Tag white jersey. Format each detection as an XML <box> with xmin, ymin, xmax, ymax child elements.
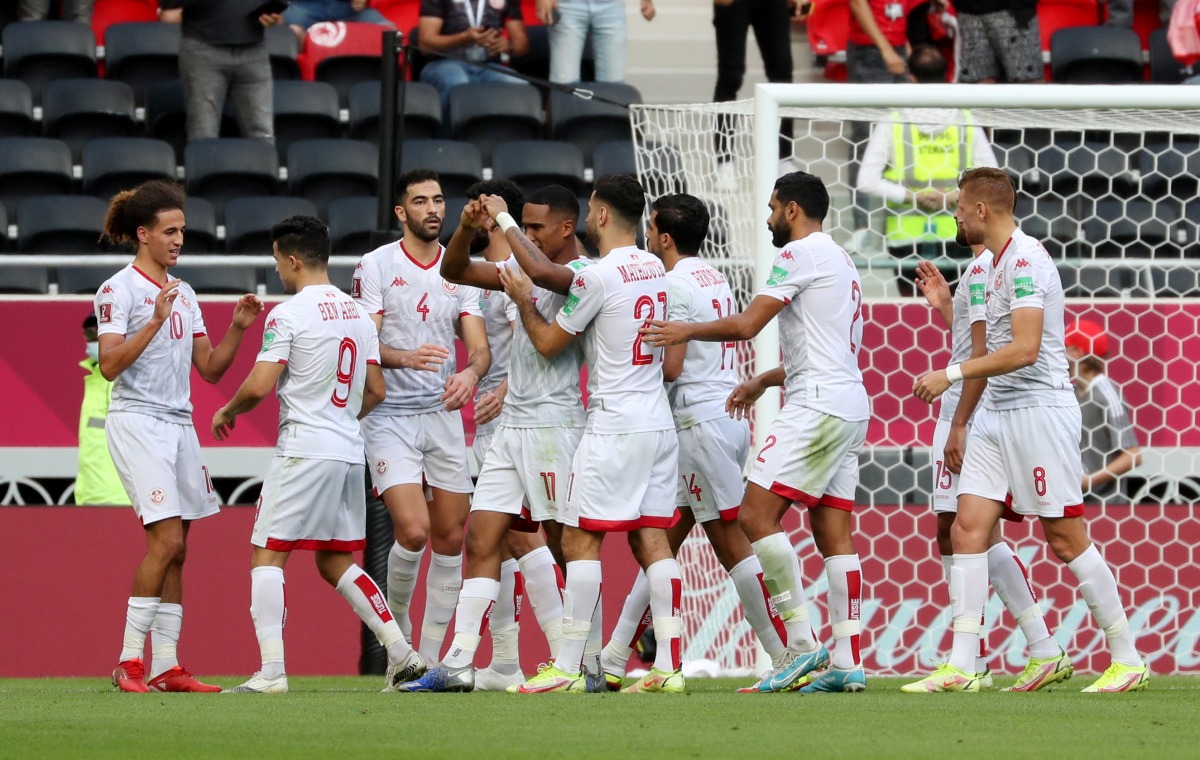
<box><xmin>498</xmin><ymin>255</ymin><xmax>590</xmax><ymax>429</ymax></box>
<box><xmin>478</xmin><ymin>285</ymin><xmax>515</xmax><ymax>395</ymax></box>
<box><xmin>939</xmin><ymin>251</ymin><xmax>992</xmax><ymax>422</ymax></box>
<box><xmin>757</xmin><ymin>232</ymin><xmax>870</xmax><ymax>422</ymax></box>
<box><xmin>666</xmin><ymin>257</ymin><xmax>739</xmax><ymax>429</ymax></box>
<box><xmin>94</xmin><ymin>265</ymin><xmax>207</xmax><ymax>423</ymax></box>
<box><xmin>556</xmin><ymin>246</ymin><xmax>674</xmax><ymax>434</ymax></box>
<box><xmin>983</xmin><ymin>227</ymin><xmax>1075</xmax><ymax>411</ymax></box>
<box><xmin>352</xmin><ymin>240</ymin><xmax>484</xmax><ymax>415</ymax></box>
<box><xmin>257</xmin><ymin>284</ymin><xmax>381</xmax><ymax>464</ymax></box>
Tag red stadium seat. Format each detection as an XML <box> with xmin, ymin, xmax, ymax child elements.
<box><xmin>91</xmin><ymin>0</ymin><xmax>158</xmax><ymax>44</ymax></box>
<box><xmin>297</xmin><ymin>20</ymin><xmax>386</xmax><ymax>81</ymax></box>
<box><xmin>806</xmin><ymin>0</ymin><xmax>850</xmax><ymax>81</ymax></box>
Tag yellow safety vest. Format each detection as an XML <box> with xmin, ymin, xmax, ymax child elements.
<box><xmin>882</xmin><ymin>110</ymin><xmax>973</xmax><ymax>244</ymax></box>
<box><xmin>76</xmin><ymin>359</ymin><xmax>131</xmax><ymax>506</ymax></box>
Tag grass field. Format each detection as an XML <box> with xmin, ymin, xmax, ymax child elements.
<box><xmin>4</xmin><ymin>675</ymin><xmax>1199</xmax><ymax>759</ymax></box>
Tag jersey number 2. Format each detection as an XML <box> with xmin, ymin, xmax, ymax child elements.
<box><xmin>331</xmin><ymin>337</ymin><xmax>358</xmax><ymax>408</ymax></box>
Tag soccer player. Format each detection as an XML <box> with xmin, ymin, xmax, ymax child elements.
<box><xmin>643</xmin><ymin>171</ymin><xmax>870</xmax><ymax>693</ymax></box>
<box><xmin>599</xmin><ymin>193</ymin><xmax>788</xmax><ymax>690</ymax></box>
<box><xmin>95</xmin><ymin>179</ymin><xmax>264</xmax><ymax>693</ymax></box>
<box><xmin>909</xmin><ymin>167</ymin><xmax>1148</xmax><ymax>693</ymax></box>
<box><xmin>399</xmin><ymin>184</ymin><xmax>591</xmax><ymax>693</ymax></box>
<box><xmin>211</xmin><ymin>215</ymin><xmax>423</xmax><ymax>693</ymax></box>
<box><xmin>353</xmin><ymin>169</ymin><xmax>491</xmax><ymax>676</ymax></box>
<box><xmin>902</xmin><ymin>253</ymin><xmax>1072</xmax><ymax>694</ymax></box>
<box><xmin>500</xmin><ymin>174</ymin><xmax>685</xmax><ymax>694</ymax></box>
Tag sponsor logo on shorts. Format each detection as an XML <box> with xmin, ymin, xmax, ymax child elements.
<box><xmin>442</xmin><ymin>280</ymin><xmax>459</xmax><ymax>295</ymax></box>
<box><xmin>376</xmin><ymin>460</ymin><xmax>388</xmax><ymax>475</ymax></box>
<box><xmin>149</xmin><ymin>488</ymin><xmax>165</xmax><ymax>505</ymax></box>
<box><xmin>1014</xmin><ymin>276</ymin><xmax>1035</xmax><ymax>298</ymax></box>
<box><xmin>766</xmin><ymin>265</ymin><xmax>788</xmax><ymax>287</ymax></box>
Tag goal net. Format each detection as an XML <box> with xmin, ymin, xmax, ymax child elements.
<box><xmin>631</xmin><ymin>84</ymin><xmax>1200</xmax><ymax>677</ymax></box>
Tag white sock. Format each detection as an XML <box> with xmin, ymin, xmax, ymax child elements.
<box><xmin>558</xmin><ymin>560</ymin><xmax>601</xmax><ymax>676</ymax></box>
<box><xmin>948</xmin><ymin>553</ymin><xmax>988</xmax><ymax>673</ymax></box>
<box><xmin>444</xmin><ymin>577</ymin><xmax>500</xmax><ymax>669</ymax></box>
<box><xmin>646</xmin><ymin>559</ymin><xmax>683</xmax><ymax>673</ymax></box>
<box><xmin>119</xmin><ymin>596</ymin><xmax>160</xmax><ymax>663</ymax></box>
<box><xmin>601</xmin><ymin>571</ymin><xmax>650</xmax><ymax>676</ymax></box>
<box><xmin>387</xmin><ymin>542</ymin><xmax>424</xmax><ymax>642</ymax></box>
<box><xmin>729</xmin><ymin>555</ymin><xmax>788</xmax><ymax>664</ymax></box>
<box><xmin>988</xmin><ymin>543</ymin><xmax>1058</xmax><ymax>659</ymax></box>
<box><xmin>1067</xmin><ymin>544</ymin><xmax>1142</xmax><ymax>667</ymax></box>
<box><xmin>249</xmin><ymin>567</ymin><xmax>286</xmax><ymax>679</ymax></box>
<box><xmin>149</xmin><ymin>603</ymin><xmax>183</xmax><ymax>678</ymax></box>
<box><xmin>419</xmin><ymin>552</ymin><xmax>463</xmax><ymax>663</ymax></box>
<box><xmin>824</xmin><ymin>554</ymin><xmax>863</xmax><ymax>670</ymax></box>
<box><xmin>518</xmin><ymin>546</ymin><xmax>564</xmax><ymax>658</ymax></box>
<box><xmin>751</xmin><ymin>532</ymin><xmax>817</xmax><ymax>651</ymax></box>
<box><xmin>487</xmin><ymin>560</ymin><xmax>521</xmax><ymax>674</ymax></box>
<box><xmin>336</xmin><ymin>564</ymin><xmax>408</xmax><ymax>659</ymax></box>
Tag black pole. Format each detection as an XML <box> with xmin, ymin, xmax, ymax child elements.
<box><xmin>374</xmin><ymin>29</ymin><xmax>404</xmax><ymax>246</ymax></box>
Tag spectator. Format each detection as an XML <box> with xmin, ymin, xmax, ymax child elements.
<box><xmin>856</xmin><ymin>44</ymin><xmax>998</xmax><ymax>260</ymax></box>
<box><xmin>1065</xmin><ymin>319</ymin><xmax>1142</xmax><ymax>504</ymax></box>
<box><xmin>76</xmin><ymin>312</ymin><xmax>131</xmax><ymax>506</ymax></box>
<box><xmin>284</xmin><ymin>1</ymin><xmax>393</xmax><ymax>43</ymax></box>
<box><xmin>159</xmin><ymin>0</ymin><xmax>284</xmax><ymax>141</ymax></box>
<box><xmin>846</xmin><ymin>0</ymin><xmax>916</xmax><ymax>254</ymax></box>
<box><xmin>1107</xmin><ymin>0</ymin><xmax>1176</xmax><ymax>28</ymax></box>
<box><xmin>537</xmin><ymin>0</ymin><xmax>656</xmax><ymax>84</ymax></box>
<box><xmin>418</xmin><ymin>0</ymin><xmax>531</xmax><ymax>114</ymax></box>
<box><xmin>18</xmin><ymin>0</ymin><xmax>93</xmax><ymax>22</ymax></box>
<box><xmin>934</xmin><ymin>0</ymin><xmax>1042</xmax><ymax>83</ymax></box>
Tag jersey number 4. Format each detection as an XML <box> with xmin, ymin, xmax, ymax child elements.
<box><xmin>331</xmin><ymin>337</ymin><xmax>358</xmax><ymax>408</ymax></box>
<box><xmin>632</xmin><ymin>292</ymin><xmax>668</xmax><ymax>365</ymax></box>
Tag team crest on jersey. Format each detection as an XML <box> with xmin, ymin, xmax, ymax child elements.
<box><xmin>995</xmin><ymin>272</ymin><xmax>1003</xmax><ymax>289</ymax></box>
<box><xmin>149</xmin><ymin>488</ymin><xmax>165</xmax><ymax>505</ymax></box>
<box><xmin>442</xmin><ymin>281</ymin><xmax>459</xmax><ymax>295</ymax></box>
<box><xmin>392</xmin><ymin>277</ymin><xmax>407</xmax><ymax>287</ymax></box>
<box><xmin>376</xmin><ymin>460</ymin><xmax>388</xmax><ymax>475</ymax></box>
<box><xmin>180</xmin><ymin>294</ymin><xmax>191</xmax><ymax>308</ymax></box>
<box><xmin>98</xmin><ymin>303</ymin><xmax>112</xmax><ymax>323</ymax></box>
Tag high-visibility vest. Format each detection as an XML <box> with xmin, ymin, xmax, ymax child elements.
<box><xmin>76</xmin><ymin>359</ymin><xmax>131</xmax><ymax>506</ymax></box>
<box><xmin>882</xmin><ymin>111</ymin><xmax>973</xmax><ymax>244</ymax></box>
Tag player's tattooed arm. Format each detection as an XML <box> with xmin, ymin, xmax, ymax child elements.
<box><xmin>726</xmin><ymin>366</ymin><xmax>785</xmax><ymax>420</ymax></box>
<box><xmin>359</xmin><ymin>363</ymin><xmax>386</xmax><ymax>419</ymax></box>
<box><xmin>442</xmin><ymin>315</ymin><xmax>490</xmax><ymax>411</ymax></box>
<box><xmin>98</xmin><ymin>280</ymin><xmax>181</xmax><ymax>381</ymax></box>
<box><xmin>498</xmin><ymin>264</ymin><xmax>576</xmax><ymax>358</ymax></box>
<box><xmin>643</xmin><ymin>294</ymin><xmax>783</xmax><ymax>346</ymax></box>
<box><xmin>480</xmin><ymin>194</ymin><xmax>575</xmax><ymax>295</ymax></box>
<box><xmin>441</xmin><ymin>200</ymin><xmax>504</xmax><ymax>291</ymax></box>
<box><xmin>194</xmin><ymin>293</ymin><xmax>265</xmax><ymax>384</ymax></box>
<box><xmin>212</xmin><ymin>360</ymin><xmax>286</xmax><ymax>440</ymax></box>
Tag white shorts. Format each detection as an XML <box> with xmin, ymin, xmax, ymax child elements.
<box><xmin>931</xmin><ymin>417</ymin><xmax>965</xmax><ymax>513</ymax></box>
<box><xmin>252</xmin><ymin>457</ymin><xmax>366</xmax><ymax>551</ymax></box>
<box><xmin>363</xmin><ymin>409</ymin><xmax>473</xmax><ymax>495</ymax></box>
<box><xmin>958</xmin><ymin>405</ymin><xmax>1085</xmax><ymax>519</ymax></box>
<box><xmin>473</xmin><ymin>425</ymin><xmax>583</xmax><ymax>526</ymax></box>
<box><xmin>748</xmin><ymin>404</ymin><xmax>867</xmax><ymax>511</ymax></box>
<box><xmin>471</xmin><ymin>431</ymin><xmax>494</xmax><ymax>478</ymax></box>
<box><xmin>676</xmin><ymin>416</ymin><xmax>749</xmax><ymax>522</ymax></box>
<box><xmin>562</xmin><ymin>429</ymin><xmax>679</xmax><ymax>532</ymax></box>
<box><xmin>106</xmin><ymin>412</ymin><xmax>219</xmax><ymax>524</ymax></box>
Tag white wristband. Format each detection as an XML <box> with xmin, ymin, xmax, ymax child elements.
<box><xmin>945</xmin><ymin>363</ymin><xmax>965</xmax><ymax>385</ymax></box>
<box><xmin>495</xmin><ymin>212</ymin><xmax>518</xmax><ymax>234</ymax></box>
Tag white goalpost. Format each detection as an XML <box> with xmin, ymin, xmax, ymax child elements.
<box><xmin>630</xmin><ymin>84</ymin><xmax>1200</xmax><ymax>677</ymax></box>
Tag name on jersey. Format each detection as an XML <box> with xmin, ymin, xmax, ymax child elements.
<box><xmin>317</xmin><ymin>300</ymin><xmax>363</xmax><ymax>322</ymax></box>
<box><xmin>690</xmin><ymin>268</ymin><xmax>727</xmax><ymax>288</ymax></box>
<box><xmin>617</xmin><ymin>263</ymin><xmax>661</xmax><ymax>284</ymax></box>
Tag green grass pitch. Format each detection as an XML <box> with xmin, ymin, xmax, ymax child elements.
<box><xmin>4</xmin><ymin>676</ymin><xmax>1200</xmax><ymax>759</ymax></box>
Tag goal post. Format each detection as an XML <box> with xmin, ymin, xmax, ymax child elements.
<box><xmin>630</xmin><ymin>84</ymin><xmax>1200</xmax><ymax>677</ymax></box>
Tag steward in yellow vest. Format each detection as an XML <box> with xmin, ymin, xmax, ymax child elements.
<box><xmin>77</xmin><ymin>312</ymin><xmax>131</xmax><ymax>506</ymax></box>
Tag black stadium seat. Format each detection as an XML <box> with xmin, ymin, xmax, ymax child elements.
<box><xmin>170</xmin><ymin>265</ymin><xmax>258</xmax><ymax>295</ymax></box>
<box><xmin>328</xmin><ymin>196</ymin><xmax>391</xmax><ymax>254</ymax></box>
<box><xmin>287</xmin><ymin>139</ymin><xmax>378</xmax><ymax>218</ymax></box>
<box><xmin>57</xmin><ymin>264</ymin><xmax>117</xmax><ymax>295</ymax></box>
<box><xmin>146</xmin><ymin>80</ymin><xmax>240</xmax><ymax>162</ymax></box>
<box><xmin>185</xmin><ymin>138</ymin><xmax>280</xmax><ymax>222</ymax></box>
<box><xmin>0</xmin><ymin>137</ymin><xmax>74</xmax><ymax>211</ymax></box>
<box><xmin>1149</xmin><ymin>28</ymin><xmax>1190</xmax><ymax>84</ymax></box>
<box><xmin>0</xmin><ymin>80</ymin><xmax>35</xmax><ymax>138</ymax></box>
<box><xmin>41</xmin><ymin>79</ymin><xmax>137</xmax><ymax>162</ymax></box>
<box><xmin>1050</xmin><ymin>25</ymin><xmax>1143</xmax><ymax>84</ymax></box>
<box><xmin>103</xmin><ymin>22</ymin><xmax>181</xmax><ymax>105</ymax></box>
<box><xmin>266</xmin><ymin>24</ymin><xmax>302</xmax><ymax>80</ymax></box>
<box><xmin>549</xmin><ymin>82</ymin><xmax>641</xmax><ymax>168</ymax></box>
<box><xmin>0</xmin><ymin>266</ymin><xmax>50</xmax><ymax>294</ymax></box>
<box><xmin>182</xmin><ymin>197</ymin><xmax>220</xmax><ymax>253</ymax></box>
<box><xmin>17</xmin><ymin>195</ymin><xmax>109</xmax><ymax>253</ymax></box>
<box><xmin>398</xmin><ymin>139</ymin><xmax>483</xmax><ymax>197</ymax></box>
<box><xmin>592</xmin><ymin>140</ymin><xmax>636</xmax><ymax>178</ymax></box>
<box><xmin>348</xmin><ymin>80</ymin><xmax>442</xmax><ymax>143</ymax></box>
<box><xmin>1</xmin><ymin>20</ymin><xmax>97</xmax><ymax>104</ymax></box>
<box><xmin>272</xmin><ymin>80</ymin><xmax>342</xmax><ymax>162</ymax></box>
<box><xmin>223</xmin><ymin>196</ymin><xmax>318</xmax><ymax>254</ymax></box>
<box><xmin>82</xmin><ymin>137</ymin><xmax>177</xmax><ymax>199</ymax></box>
<box><xmin>448</xmin><ymin>83</ymin><xmax>544</xmax><ymax>164</ymax></box>
<box><xmin>491</xmin><ymin>140</ymin><xmax>587</xmax><ymax>195</ymax></box>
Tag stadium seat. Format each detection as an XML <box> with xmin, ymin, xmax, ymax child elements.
<box><xmin>1038</xmin><ymin>135</ymin><xmax>1135</xmax><ymax>197</ymax></box>
<box><xmin>1057</xmin><ymin>262</ymin><xmax>1139</xmax><ymax>297</ymax></box>
<box><xmin>440</xmin><ymin>195</ymin><xmax>468</xmax><ymax>245</ymax></box>
<box><xmin>273</xmin><ymin>80</ymin><xmax>342</xmax><ymax>162</ymax></box>
<box><xmin>448</xmin><ymin>83</ymin><xmax>545</xmax><ymax>164</ymax></box>
<box><xmin>1050</xmin><ymin>25</ymin><xmax>1143</xmax><ymax>84</ymax></box>
<box><xmin>103</xmin><ymin>22</ymin><xmax>181</xmax><ymax>105</ymax></box>
<box><xmin>0</xmin><ymin>80</ymin><xmax>35</xmax><ymax>138</ymax></box>
<box><xmin>303</xmin><ymin>22</ymin><xmax>391</xmax><ymax>107</ymax></box>
<box><xmin>266</xmin><ymin>24</ymin><xmax>302</xmax><ymax>80</ymax></box>
<box><xmin>1149</xmin><ymin>266</ymin><xmax>1200</xmax><ymax>297</ymax></box>
<box><xmin>348</xmin><ymin>80</ymin><xmax>442</xmax><ymax>143</ymax></box>
<box><xmin>0</xmin><ymin>201</ymin><xmax>7</xmax><ymax>251</ymax></box>
<box><xmin>90</xmin><ymin>0</ymin><xmax>160</xmax><ymax>43</ymax></box>
<box><xmin>398</xmin><ymin>139</ymin><xmax>483</xmax><ymax>197</ymax></box>
<box><xmin>17</xmin><ymin>195</ymin><xmax>109</xmax><ymax>253</ymax></box>
<box><xmin>81</xmin><ymin>137</ymin><xmax>177</xmax><ymax>199</ymax></box>
<box><xmin>146</xmin><ymin>80</ymin><xmax>240</xmax><ymax>162</ymax></box>
<box><xmin>185</xmin><ymin>138</ymin><xmax>280</xmax><ymax>222</ymax></box>
<box><xmin>266</xmin><ymin>259</ymin><xmax>360</xmax><ymax>294</ymax></box>
<box><xmin>223</xmin><ymin>196</ymin><xmax>319</xmax><ymax>254</ymax></box>
<box><xmin>592</xmin><ymin>140</ymin><xmax>636</xmax><ymax>178</ymax></box>
<box><xmin>170</xmin><ymin>265</ymin><xmax>258</xmax><ymax>295</ymax></box>
<box><xmin>287</xmin><ymin>139</ymin><xmax>379</xmax><ymax>218</ymax></box>
<box><xmin>1149</xmin><ymin>28</ymin><xmax>1190</xmax><ymax>84</ymax></box>
<box><xmin>57</xmin><ymin>263</ymin><xmax>118</xmax><ymax>294</ymax></box>
<box><xmin>491</xmin><ymin>140</ymin><xmax>587</xmax><ymax>195</ymax></box>
<box><xmin>1</xmin><ymin>21</ymin><xmax>98</xmax><ymax>104</ymax></box>
<box><xmin>0</xmin><ymin>138</ymin><xmax>74</xmax><ymax>212</ymax></box>
<box><xmin>41</xmin><ymin>79</ymin><xmax>137</xmax><ymax>162</ymax></box>
<box><xmin>1037</xmin><ymin>0</ymin><xmax>1104</xmax><ymax>54</ymax></box>
<box><xmin>1080</xmin><ymin>198</ymin><xmax>1175</xmax><ymax>258</ymax></box>
<box><xmin>328</xmin><ymin>196</ymin><xmax>394</xmax><ymax>254</ymax></box>
<box><xmin>0</xmin><ymin>266</ymin><xmax>50</xmax><ymax>294</ymax></box>
<box><xmin>182</xmin><ymin>196</ymin><xmax>220</xmax><ymax>253</ymax></box>
<box><xmin>549</xmin><ymin>82</ymin><xmax>641</xmax><ymax>167</ymax></box>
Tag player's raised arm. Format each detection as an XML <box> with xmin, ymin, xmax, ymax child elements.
<box><xmin>482</xmin><ymin>194</ymin><xmax>575</xmax><ymax>295</ymax></box>
<box><xmin>498</xmin><ymin>261</ymin><xmax>576</xmax><ymax>358</ymax></box>
<box><xmin>914</xmin><ymin>260</ymin><xmax>953</xmax><ymax>330</ymax></box>
<box><xmin>441</xmin><ymin>199</ymin><xmax>504</xmax><ymax>291</ymax></box>
<box><xmin>643</xmin><ymin>294</ymin><xmax>784</xmax><ymax>347</ymax></box>
<box><xmin>211</xmin><ymin>360</ymin><xmax>285</xmax><ymax>440</ymax></box>
<box><xmin>441</xmin><ymin>314</ymin><xmax>490</xmax><ymax>411</ymax></box>
<box><xmin>193</xmin><ymin>293</ymin><xmax>264</xmax><ymax>384</ymax></box>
